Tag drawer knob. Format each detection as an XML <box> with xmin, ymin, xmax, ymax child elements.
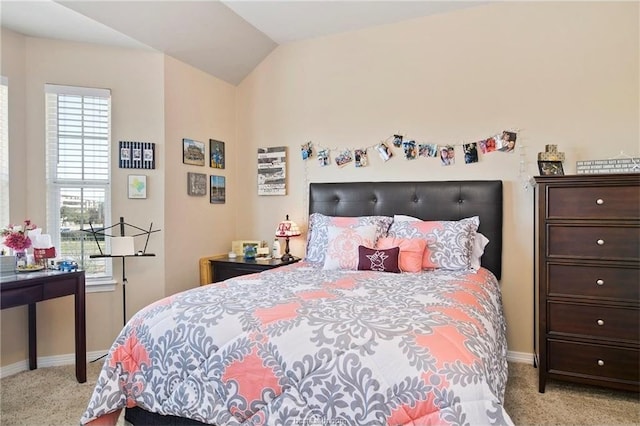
<box><xmin>596</xmin><ymin>279</ymin><xmax>605</xmax><ymax>286</ymax></box>
<box><xmin>597</xmin><ymin>239</ymin><xmax>605</xmax><ymax>246</ymax></box>
<box><xmin>597</xmin><ymin>359</ymin><xmax>605</xmax><ymax>366</ymax></box>
<box><xmin>596</xmin><ymin>198</ymin><xmax>604</xmax><ymax>205</ymax></box>
<box><xmin>597</xmin><ymin>319</ymin><xmax>605</xmax><ymax>326</ymax></box>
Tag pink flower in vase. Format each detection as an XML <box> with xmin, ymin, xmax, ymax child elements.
<box><xmin>1</xmin><ymin>220</ymin><xmax>37</xmax><ymax>251</ymax></box>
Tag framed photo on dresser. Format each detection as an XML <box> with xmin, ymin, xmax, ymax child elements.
<box><xmin>538</xmin><ymin>160</ymin><xmax>564</xmax><ymax>176</ymax></box>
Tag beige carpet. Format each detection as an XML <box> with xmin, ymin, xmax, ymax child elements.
<box><xmin>0</xmin><ymin>361</ymin><xmax>638</xmax><ymax>425</ymax></box>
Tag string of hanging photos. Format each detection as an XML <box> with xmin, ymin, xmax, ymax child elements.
<box><xmin>300</xmin><ymin>130</ymin><xmax>519</xmax><ymax>168</ymax></box>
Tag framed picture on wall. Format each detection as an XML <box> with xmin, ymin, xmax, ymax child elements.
<box><xmin>210</xmin><ymin>175</ymin><xmax>226</xmax><ymax>204</ymax></box>
<box><xmin>257</xmin><ymin>146</ymin><xmax>287</xmax><ymax>195</ymax></box>
<box><xmin>210</xmin><ymin>139</ymin><xmax>225</xmax><ymax>169</ymax></box>
<box><xmin>119</xmin><ymin>141</ymin><xmax>155</xmax><ymax>169</ymax></box>
<box><xmin>128</xmin><ymin>175</ymin><xmax>147</xmax><ymax>199</ymax></box>
<box><xmin>187</xmin><ymin>172</ymin><xmax>207</xmax><ymax>196</ymax></box>
<box><xmin>182</xmin><ymin>138</ymin><xmax>205</xmax><ymax>166</ymax></box>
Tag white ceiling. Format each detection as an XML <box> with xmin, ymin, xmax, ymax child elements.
<box><xmin>0</xmin><ymin>0</ymin><xmax>487</xmax><ymax>85</ymax></box>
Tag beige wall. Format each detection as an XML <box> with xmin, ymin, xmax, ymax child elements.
<box><xmin>236</xmin><ymin>2</ymin><xmax>639</xmax><ymax>355</ymax></box>
<box><xmin>0</xmin><ymin>30</ymin><xmax>239</xmax><ymax>368</ymax></box>
<box><xmin>163</xmin><ymin>56</ymin><xmax>237</xmax><ymax>296</ymax></box>
<box><xmin>1</xmin><ymin>1</ymin><xmax>638</xmax><ymax>367</ymax></box>
<box><xmin>1</xmin><ymin>30</ymin><xmax>167</xmax><ymax>365</ymax></box>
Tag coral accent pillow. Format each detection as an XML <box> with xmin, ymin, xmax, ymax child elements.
<box><xmin>376</xmin><ymin>237</ymin><xmax>426</xmax><ymax>273</ymax></box>
<box><xmin>387</xmin><ymin>216</ymin><xmax>479</xmax><ymax>271</ymax></box>
<box><xmin>357</xmin><ymin>246</ymin><xmax>401</xmax><ymax>273</ymax></box>
<box><xmin>323</xmin><ymin>225</ymin><xmax>377</xmax><ymax>270</ymax></box>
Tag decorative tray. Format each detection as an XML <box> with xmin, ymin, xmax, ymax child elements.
<box><xmin>16</xmin><ymin>265</ymin><xmax>45</xmax><ymax>273</ymax></box>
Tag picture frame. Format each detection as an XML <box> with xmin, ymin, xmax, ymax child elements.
<box><xmin>210</xmin><ymin>139</ymin><xmax>225</xmax><ymax>169</ymax></box>
<box><xmin>187</xmin><ymin>172</ymin><xmax>207</xmax><ymax>196</ymax></box>
<box><xmin>182</xmin><ymin>138</ymin><xmax>205</xmax><ymax>166</ymax></box>
<box><xmin>128</xmin><ymin>175</ymin><xmax>147</xmax><ymax>199</ymax></box>
<box><xmin>210</xmin><ymin>175</ymin><xmax>226</xmax><ymax>204</ymax></box>
<box><xmin>257</xmin><ymin>146</ymin><xmax>287</xmax><ymax>195</ymax></box>
<box><xmin>538</xmin><ymin>160</ymin><xmax>564</xmax><ymax>176</ymax></box>
<box><xmin>231</xmin><ymin>240</ymin><xmax>262</xmax><ymax>257</ymax></box>
<box><xmin>119</xmin><ymin>141</ymin><xmax>155</xmax><ymax>169</ymax></box>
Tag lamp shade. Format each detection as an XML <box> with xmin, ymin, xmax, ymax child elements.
<box><xmin>275</xmin><ymin>215</ymin><xmax>301</xmax><ymax>238</ymax></box>
<box><xmin>111</xmin><ymin>236</ymin><xmax>135</xmax><ymax>256</ymax></box>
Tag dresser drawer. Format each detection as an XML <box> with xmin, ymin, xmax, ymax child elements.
<box><xmin>548</xmin><ymin>340</ymin><xmax>639</xmax><ymax>384</ymax></box>
<box><xmin>547</xmin><ymin>185</ymin><xmax>640</xmax><ymax>219</ymax></box>
<box><xmin>548</xmin><ymin>264</ymin><xmax>639</xmax><ymax>302</ymax></box>
<box><xmin>548</xmin><ymin>225</ymin><xmax>640</xmax><ymax>261</ymax></box>
<box><xmin>548</xmin><ymin>302</ymin><xmax>639</xmax><ymax>342</ymax></box>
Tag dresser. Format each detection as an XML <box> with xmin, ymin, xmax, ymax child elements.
<box><xmin>535</xmin><ymin>174</ymin><xmax>639</xmax><ymax>393</ymax></box>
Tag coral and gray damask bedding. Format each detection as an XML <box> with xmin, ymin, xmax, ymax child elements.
<box><xmin>81</xmin><ymin>262</ymin><xmax>513</xmax><ymax>425</ymax></box>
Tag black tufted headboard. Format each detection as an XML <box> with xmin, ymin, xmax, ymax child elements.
<box><xmin>308</xmin><ymin>180</ymin><xmax>503</xmax><ymax>279</ymax></box>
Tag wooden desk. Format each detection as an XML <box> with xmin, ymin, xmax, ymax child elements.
<box><xmin>0</xmin><ymin>270</ymin><xmax>86</xmax><ymax>383</ymax></box>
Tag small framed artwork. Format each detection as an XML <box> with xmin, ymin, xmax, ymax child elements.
<box><xmin>128</xmin><ymin>175</ymin><xmax>147</xmax><ymax>199</ymax></box>
<box><xmin>210</xmin><ymin>175</ymin><xmax>226</xmax><ymax>204</ymax></box>
<box><xmin>210</xmin><ymin>139</ymin><xmax>225</xmax><ymax>169</ymax></box>
<box><xmin>257</xmin><ymin>146</ymin><xmax>287</xmax><ymax>195</ymax></box>
<box><xmin>187</xmin><ymin>172</ymin><xmax>207</xmax><ymax>196</ymax></box>
<box><xmin>183</xmin><ymin>138</ymin><xmax>205</xmax><ymax>166</ymax></box>
<box><xmin>120</xmin><ymin>141</ymin><xmax>155</xmax><ymax>169</ymax></box>
<box><xmin>538</xmin><ymin>161</ymin><xmax>564</xmax><ymax>176</ymax></box>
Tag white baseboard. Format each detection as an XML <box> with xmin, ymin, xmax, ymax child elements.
<box><xmin>507</xmin><ymin>350</ymin><xmax>535</xmax><ymax>364</ymax></box>
<box><xmin>0</xmin><ymin>350</ymin><xmax>108</xmax><ymax>379</ymax></box>
<box><xmin>2</xmin><ymin>349</ymin><xmax>535</xmax><ymax>379</ymax></box>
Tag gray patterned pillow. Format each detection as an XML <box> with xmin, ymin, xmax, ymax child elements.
<box><xmin>304</xmin><ymin>213</ymin><xmax>393</xmax><ymax>264</ymax></box>
<box><xmin>387</xmin><ymin>216</ymin><xmax>479</xmax><ymax>270</ymax></box>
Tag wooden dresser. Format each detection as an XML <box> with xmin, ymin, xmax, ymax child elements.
<box><xmin>535</xmin><ymin>174</ymin><xmax>639</xmax><ymax>393</ymax></box>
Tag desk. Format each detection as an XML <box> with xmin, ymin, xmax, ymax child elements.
<box><xmin>0</xmin><ymin>270</ymin><xmax>86</xmax><ymax>383</ymax></box>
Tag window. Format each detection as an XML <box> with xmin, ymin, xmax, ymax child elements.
<box><xmin>0</xmin><ymin>77</ymin><xmax>8</xmax><ymax>230</ymax></box>
<box><xmin>45</xmin><ymin>84</ymin><xmax>113</xmax><ymax>287</ymax></box>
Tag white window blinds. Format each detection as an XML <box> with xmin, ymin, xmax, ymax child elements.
<box><xmin>0</xmin><ymin>77</ymin><xmax>8</xmax><ymax>229</ymax></box>
<box><xmin>45</xmin><ymin>84</ymin><xmax>113</xmax><ymax>284</ymax></box>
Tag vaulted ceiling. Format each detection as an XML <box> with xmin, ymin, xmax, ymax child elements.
<box><xmin>1</xmin><ymin>1</ymin><xmax>488</xmax><ymax>85</ymax></box>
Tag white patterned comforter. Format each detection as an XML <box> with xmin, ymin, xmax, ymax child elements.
<box><xmin>81</xmin><ymin>262</ymin><xmax>513</xmax><ymax>425</ymax></box>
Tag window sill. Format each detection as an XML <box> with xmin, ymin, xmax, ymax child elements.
<box><xmin>86</xmin><ymin>277</ymin><xmax>117</xmax><ymax>293</ymax></box>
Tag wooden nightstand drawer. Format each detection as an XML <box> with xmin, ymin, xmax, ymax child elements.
<box><xmin>548</xmin><ymin>264</ymin><xmax>639</xmax><ymax>302</ymax></box>
<box><xmin>547</xmin><ymin>225</ymin><xmax>640</xmax><ymax>261</ymax></box>
<box><xmin>548</xmin><ymin>302</ymin><xmax>639</xmax><ymax>343</ymax></box>
<box><xmin>547</xmin><ymin>185</ymin><xmax>640</xmax><ymax>219</ymax></box>
<box><xmin>209</xmin><ymin>256</ymin><xmax>300</xmax><ymax>284</ymax></box>
<box><xmin>548</xmin><ymin>340</ymin><xmax>639</xmax><ymax>386</ymax></box>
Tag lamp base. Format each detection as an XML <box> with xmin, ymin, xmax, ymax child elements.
<box><xmin>281</xmin><ymin>253</ymin><xmax>294</xmax><ymax>262</ymax></box>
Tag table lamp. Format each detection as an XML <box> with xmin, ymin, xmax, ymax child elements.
<box><xmin>275</xmin><ymin>215</ymin><xmax>301</xmax><ymax>262</ymax></box>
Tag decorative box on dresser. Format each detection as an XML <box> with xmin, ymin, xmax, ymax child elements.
<box><xmin>534</xmin><ymin>173</ymin><xmax>639</xmax><ymax>393</ymax></box>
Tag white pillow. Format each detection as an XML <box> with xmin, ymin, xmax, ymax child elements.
<box><xmin>393</xmin><ymin>214</ymin><xmax>420</xmax><ymax>222</ymax></box>
<box><xmin>323</xmin><ymin>225</ymin><xmax>377</xmax><ymax>270</ymax></box>
<box><xmin>470</xmin><ymin>232</ymin><xmax>490</xmax><ymax>271</ymax></box>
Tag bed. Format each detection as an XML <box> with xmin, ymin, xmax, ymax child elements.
<box><xmin>81</xmin><ymin>180</ymin><xmax>512</xmax><ymax>425</ymax></box>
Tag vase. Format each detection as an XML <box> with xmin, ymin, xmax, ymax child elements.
<box><xmin>14</xmin><ymin>249</ymin><xmax>28</xmax><ymax>268</ymax></box>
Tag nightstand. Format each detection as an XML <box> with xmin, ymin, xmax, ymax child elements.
<box><xmin>206</xmin><ymin>255</ymin><xmax>300</xmax><ymax>284</ymax></box>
